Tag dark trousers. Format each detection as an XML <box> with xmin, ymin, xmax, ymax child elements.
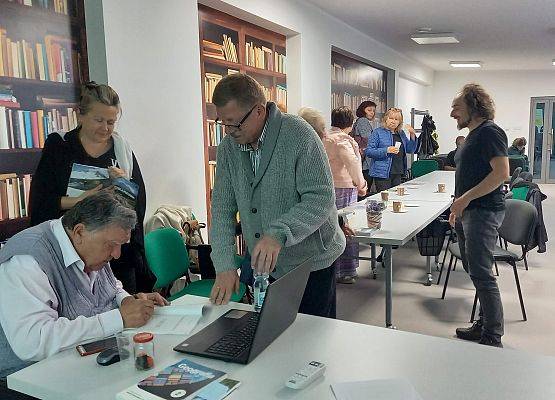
<box><xmin>299</xmin><ymin>264</ymin><xmax>337</xmax><ymax>318</ymax></box>
<box><xmin>374</xmin><ymin>174</ymin><xmax>403</xmax><ymax>193</ymax></box>
<box><xmin>455</xmin><ymin>207</ymin><xmax>505</xmax><ymax>341</ymax></box>
<box><xmin>0</xmin><ymin>379</ymin><xmax>38</xmax><ymax>400</ymax></box>
<box><xmin>269</xmin><ymin>264</ymin><xmax>336</xmax><ymax>319</ymax></box>
<box><xmin>362</xmin><ymin>170</ymin><xmax>374</xmax><ymax>197</ymax></box>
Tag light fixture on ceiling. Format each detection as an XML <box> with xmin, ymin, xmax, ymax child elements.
<box><xmin>411</xmin><ymin>32</ymin><xmax>459</xmax><ymax>45</ymax></box>
<box><xmin>552</xmin><ymin>59</ymin><xmax>555</xmax><ymax>66</ymax></box>
<box><xmin>449</xmin><ymin>61</ymin><xmax>482</xmax><ymax>68</ymax></box>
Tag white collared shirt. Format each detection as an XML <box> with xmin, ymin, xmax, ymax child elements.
<box><xmin>0</xmin><ymin>219</ymin><xmax>129</xmax><ymax>362</ymax></box>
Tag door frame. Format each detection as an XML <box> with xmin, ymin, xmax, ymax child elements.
<box><xmin>529</xmin><ymin>97</ymin><xmax>555</xmax><ymax>183</ymax></box>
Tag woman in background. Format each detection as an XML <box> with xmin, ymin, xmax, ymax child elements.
<box><xmin>353</xmin><ymin>100</ymin><xmax>378</xmax><ymax>196</ymax></box>
<box><xmin>366</xmin><ymin>107</ymin><xmax>417</xmax><ymax>192</ymax></box>
<box><xmin>29</xmin><ymin>82</ymin><xmax>153</xmax><ymax>293</ymax></box>
<box><xmin>299</xmin><ymin>106</ymin><xmax>367</xmax><ymax>284</ymax></box>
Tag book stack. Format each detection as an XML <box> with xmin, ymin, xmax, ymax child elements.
<box><xmin>0</xmin><ymin>86</ymin><xmax>20</xmax><ymax>108</ymax></box>
<box><xmin>202</xmin><ymin>40</ymin><xmax>225</xmax><ymax>61</ymax></box>
<box><xmin>8</xmin><ymin>0</ymin><xmax>69</xmax><ymax>15</ymax></box>
<box><xmin>0</xmin><ymin>105</ymin><xmax>77</xmax><ymax>149</ymax></box>
<box><xmin>274</xmin><ymin>52</ymin><xmax>286</xmax><ymax>74</ymax></box>
<box><xmin>204</xmin><ymin>73</ymin><xmax>222</xmax><ymax>103</ymax></box>
<box><xmin>221</xmin><ymin>34</ymin><xmax>238</xmax><ymax>63</ymax></box>
<box><xmin>275</xmin><ymin>84</ymin><xmax>287</xmax><ymax>108</ymax></box>
<box><xmin>207</xmin><ymin>120</ymin><xmax>225</xmax><ymax>147</ymax></box>
<box><xmin>0</xmin><ymin>29</ymin><xmax>78</xmax><ymax>83</ymax></box>
<box><xmin>0</xmin><ymin>173</ymin><xmax>31</xmax><ymax>221</ymax></box>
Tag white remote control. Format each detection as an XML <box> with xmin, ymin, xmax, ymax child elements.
<box><xmin>285</xmin><ymin>361</ymin><xmax>326</xmax><ymax>389</ymax></box>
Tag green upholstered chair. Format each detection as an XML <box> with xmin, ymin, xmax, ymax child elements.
<box><xmin>411</xmin><ymin>159</ymin><xmax>439</xmax><ymax>178</ymax></box>
<box><xmin>144</xmin><ymin>227</ymin><xmax>246</xmax><ymax>302</ymax></box>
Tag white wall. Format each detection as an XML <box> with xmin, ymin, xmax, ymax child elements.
<box><xmin>397</xmin><ymin>75</ymin><xmax>431</xmax><ymax>129</ymax></box>
<box><xmin>102</xmin><ymin>0</ymin><xmax>207</xmax><ymax>221</ymax></box>
<box><xmin>101</xmin><ymin>0</ymin><xmax>433</xmax><ymax>221</ymax></box>
<box><xmin>431</xmin><ymin>70</ymin><xmax>555</xmax><ymax>153</ymax></box>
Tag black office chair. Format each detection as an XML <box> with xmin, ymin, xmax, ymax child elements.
<box><xmin>440</xmin><ymin>200</ymin><xmax>537</xmax><ymax>321</ymax></box>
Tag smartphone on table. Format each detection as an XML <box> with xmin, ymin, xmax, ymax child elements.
<box><xmin>76</xmin><ymin>336</ymin><xmax>117</xmax><ymax>356</ymax></box>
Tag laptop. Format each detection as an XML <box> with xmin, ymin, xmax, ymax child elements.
<box><xmin>173</xmin><ymin>259</ymin><xmax>312</xmax><ymax>364</ymax></box>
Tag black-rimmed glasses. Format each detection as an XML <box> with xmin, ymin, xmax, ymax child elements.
<box><xmin>215</xmin><ymin>104</ymin><xmax>257</xmax><ymax>131</ymax></box>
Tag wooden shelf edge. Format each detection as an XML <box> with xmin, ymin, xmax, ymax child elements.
<box><xmin>0</xmin><ymin>148</ymin><xmax>42</xmax><ymax>153</ymax></box>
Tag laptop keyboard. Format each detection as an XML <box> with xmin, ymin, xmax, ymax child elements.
<box><xmin>206</xmin><ymin>313</ymin><xmax>260</xmax><ymax>358</ymax></box>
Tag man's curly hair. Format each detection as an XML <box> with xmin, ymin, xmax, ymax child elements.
<box><xmin>459</xmin><ymin>83</ymin><xmax>495</xmax><ymax>120</ymax></box>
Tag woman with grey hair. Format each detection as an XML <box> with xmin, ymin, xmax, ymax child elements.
<box><xmin>29</xmin><ymin>82</ymin><xmax>151</xmax><ymax>293</ymax></box>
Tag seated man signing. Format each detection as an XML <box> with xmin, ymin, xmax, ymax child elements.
<box><xmin>0</xmin><ymin>191</ymin><xmax>167</xmax><ymax>380</ymax></box>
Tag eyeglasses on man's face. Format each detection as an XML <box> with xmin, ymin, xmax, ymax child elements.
<box><xmin>215</xmin><ymin>104</ymin><xmax>257</xmax><ymax>131</ymax></box>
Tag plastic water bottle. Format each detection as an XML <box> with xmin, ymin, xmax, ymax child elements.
<box><xmin>253</xmin><ymin>272</ymin><xmax>269</xmax><ymax>312</ymax></box>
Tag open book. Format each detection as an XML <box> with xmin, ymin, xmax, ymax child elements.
<box><xmin>116</xmin><ymin>358</ymin><xmax>239</xmax><ymax>400</ymax></box>
<box><xmin>127</xmin><ymin>304</ymin><xmax>205</xmax><ymax>335</ymax></box>
<box><xmin>66</xmin><ymin>163</ymin><xmax>138</xmax><ymax>209</ymax></box>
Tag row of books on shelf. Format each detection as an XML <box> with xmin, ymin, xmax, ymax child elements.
<box><xmin>331</xmin><ymin>92</ymin><xmax>385</xmax><ymax>113</ymax></box>
<box><xmin>0</xmin><ymin>29</ymin><xmax>78</xmax><ymax>83</ymax></box>
<box><xmin>202</xmin><ymin>35</ymin><xmax>238</xmax><ymax>63</ymax></box>
<box><xmin>275</xmin><ymin>84</ymin><xmax>286</xmax><ymax>108</ymax></box>
<box><xmin>0</xmin><ymin>174</ymin><xmax>31</xmax><ymax>221</ymax></box>
<box><xmin>207</xmin><ymin>119</ymin><xmax>225</xmax><ymax>147</ymax></box>
<box><xmin>8</xmin><ymin>0</ymin><xmax>70</xmax><ymax>15</ymax></box>
<box><xmin>244</xmin><ymin>42</ymin><xmax>286</xmax><ymax>73</ymax></box>
<box><xmin>0</xmin><ymin>105</ymin><xmax>78</xmax><ymax>149</ymax></box>
<box><xmin>331</xmin><ymin>63</ymin><xmax>385</xmax><ymax>91</ymax></box>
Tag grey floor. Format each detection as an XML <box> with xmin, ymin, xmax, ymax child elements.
<box><xmin>336</xmin><ymin>184</ymin><xmax>555</xmax><ymax>357</ymax></box>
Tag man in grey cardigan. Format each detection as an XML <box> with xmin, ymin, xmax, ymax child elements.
<box><xmin>0</xmin><ymin>192</ymin><xmax>167</xmax><ymax>397</ymax></box>
<box><xmin>209</xmin><ymin>74</ymin><xmax>345</xmax><ymax>318</ymax></box>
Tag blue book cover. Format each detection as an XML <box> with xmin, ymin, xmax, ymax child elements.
<box><xmin>116</xmin><ymin>358</ymin><xmax>227</xmax><ymax>400</ymax></box>
<box><xmin>23</xmin><ymin>111</ymin><xmax>33</xmax><ymax>148</ymax></box>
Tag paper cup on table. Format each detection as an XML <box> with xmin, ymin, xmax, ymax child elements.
<box><xmin>438</xmin><ymin>183</ymin><xmax>446</xmax><ymax>193</ymax></box>
<box><xmin>392</xmin><ymin>201</ymin><xmax>403</xmax><ymax>213</ymax></box>
<box><xmin>380</xmin><ymin>191</ymin><xmax>389</xmax><ymax>202</ymax></box>
<box><xmin>397</xmin><ymin>186</ymin><xmax>405</xmax><ymax>196</ymax></box>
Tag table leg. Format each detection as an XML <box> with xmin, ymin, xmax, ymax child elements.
<box><xmin>370</xmin><ymin>244</ymin><xmax>377</xmax><ymax>279</ymax></box>
<box><xmin>425</xmin><ymin>256</ymin><xmax>433</xmax><ymax>286</ymax></box>
<box><xmin>383</xmin><ymin>245</ymin><xmax>396</xmax><ymax>329</ymax></box>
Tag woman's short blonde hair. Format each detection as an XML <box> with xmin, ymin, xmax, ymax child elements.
<box><xmin>382</xmin><ymin>107</ymin><xmax>404</xmax><ymax>133</ymax></box>
<box><xmin>298</xmin><ymin>107</ymin><xmax>326</xmax><ymax>139</ymax></box>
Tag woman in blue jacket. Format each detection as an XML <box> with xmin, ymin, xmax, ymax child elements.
<box><xmin>366</xmin><ymin>107</ymin><xmax>417</xmax><ymax>192</ymax></box>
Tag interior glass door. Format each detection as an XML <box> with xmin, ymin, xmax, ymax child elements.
<box><xmin>529</xmin><ymin>98</ymin><xmax>554</xmax><ymax>183</ymax></box>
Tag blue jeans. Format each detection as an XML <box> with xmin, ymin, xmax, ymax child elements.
<box><xmin>455</xmin><ymin>207</ymin><xmax>505</xmax><ymax>341</ymax></box>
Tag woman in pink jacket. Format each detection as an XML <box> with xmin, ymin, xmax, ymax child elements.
<box><xmin>299</xmin><ymin>106</ymin><xmax>367</xmax><ymax>284</ymax></box>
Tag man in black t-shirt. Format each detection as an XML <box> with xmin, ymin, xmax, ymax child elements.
<box><xmin>444</xmin><ymin>135</ymin><xmax>465</xmax><ymax>171</ymax></box>
<box><xmin>449</xmin><ymin>84</ymin><xmax>509</xmax><ymax>348</ymax></box>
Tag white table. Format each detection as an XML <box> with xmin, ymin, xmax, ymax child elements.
<box><xmin>341</xmin><ymin>171</ymin><xmax>456</xmax><ymax>328</ymax></box>
<box><xmin>8</xmin><ymin>295</ymin><xmax>555</xmax><ymax>400</ymax></box>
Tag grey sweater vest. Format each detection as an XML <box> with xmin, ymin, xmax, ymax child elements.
<box><xmin>0</xmin><ymin>222</ymin><xmax>119</xmax><ymax>378</ymax></box>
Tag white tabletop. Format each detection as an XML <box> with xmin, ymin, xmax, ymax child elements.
<box><xmin>8</xmin><ymin>295</ymin><xmax>555</xmax><ymax>400</ymax></box>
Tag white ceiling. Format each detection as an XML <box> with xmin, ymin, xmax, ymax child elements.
<box><xmin>306</xmin><ymin>0</ymin><xmax>555</xmax><ymax>71</ymax></box>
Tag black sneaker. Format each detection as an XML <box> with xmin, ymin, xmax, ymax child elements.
<box><xmin>479</xmin><ymin>336</ymin><xmax>503</xmax><ymax>348</ymax></box>
<box><xmin>455</xmin><ymin>321</ymin><xmax>483</xmax><ymax>341</ymax></box>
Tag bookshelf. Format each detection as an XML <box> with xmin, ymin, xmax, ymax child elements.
<box><xmin>331</xmin><ymin>50</ymin><xmax>387</xmax><ymax>120</ymax></box>
<box><xmin>0</xmin><ymin>0</ymin><xmax>89</xmax><ymax>241</ymax></box>
<box><xmin>198</xmin><ymin>5</ymin><xmax>287</xmax><ymax>225</ymax></box>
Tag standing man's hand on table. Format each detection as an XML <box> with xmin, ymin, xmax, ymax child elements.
<box><xmin>210</xmin><ymin>270</ymin><xmax>240</xmax><ymax>305</ymax></box>
<box><xmin>251</xmin><ymin>235</ymin><xmax>282</xmax><ymax>275</ymax></box>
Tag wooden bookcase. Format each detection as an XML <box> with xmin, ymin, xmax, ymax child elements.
<box><xmin>198</xmin><ymin>5</ymin><xmax>287</xmax><ymax>224</ymax></box>
<box><xmin>0</xmin><ymin>0</ymin><xmax>89</xmax><ymax>241</ymax></box>
<box><xmin>331</xmin><ymin>50</ymin><xmax>387</xmax><ymax>120</ymax></box>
